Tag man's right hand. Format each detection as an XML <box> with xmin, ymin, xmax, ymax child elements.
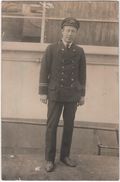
<box><xmin>40</xmin><ymin>95</ymin><xmax>48</xmax><ymax>104</ymax></box>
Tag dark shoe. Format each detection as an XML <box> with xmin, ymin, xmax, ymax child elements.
<box><xmin>45</xmin><ymin>161</ymin><xmax>54</xmax><ymax>172</ymax></box>
<box><xmin>61</xmin><ymin>157</ymin><xmax>76</xmax><ymax>167</ymax></box>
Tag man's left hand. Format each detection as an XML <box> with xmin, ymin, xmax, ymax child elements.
<box><xmin>77</xmin><ymin>96</ymin><xmax>85</xmax><ymax>106</ymax></box>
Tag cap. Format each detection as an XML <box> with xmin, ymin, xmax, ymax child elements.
<box><xmin>61</xmin><ymin>17</ymin><xmax>80</xmax><ymax>30</ymax></box>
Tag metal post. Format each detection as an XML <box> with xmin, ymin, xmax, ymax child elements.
<box><xmin>116</xmin><ymin>129</ymin><xmax>119</xmax><ymax>145</ymax></box>
<box><xmin>41</xmin><ymin>2</ymin><xmax>46</xmax><ymax>43</ymax></box>
<box><xmin>98</xmin><ymin>145</ymin><xmax>101</xmax><ymax>155</ymax></box>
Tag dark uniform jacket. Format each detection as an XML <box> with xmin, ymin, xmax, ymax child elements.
<box><xmin>39</xmin><ymin>40</ymin><xmax>86</xmax><ymax>102</ymax></box>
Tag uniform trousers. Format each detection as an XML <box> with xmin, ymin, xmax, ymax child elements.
<box><xmin>45</xmin><ymin>100</ymin><xmax>77</xmax><ymax>162</ymax></box>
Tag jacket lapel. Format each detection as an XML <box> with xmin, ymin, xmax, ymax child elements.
<box><xmin>57</xmin><ymin>40</ymin><xmax>78</xmax><ymax>59</ymax></box>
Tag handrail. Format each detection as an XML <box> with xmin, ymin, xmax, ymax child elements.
<box><xmin>2</xmin><ymin>42</ymin><xmax>118</xmax><ymax>56</ymax></box>
<box><xmin>2</xmin><ymin>119</ymin><xmax>118</xmax><ymax>131</ymax></box>
<box><xmin>2</xmin><ymin>15</ymin><xmax>118</xmax><ymax>23</ymax></box>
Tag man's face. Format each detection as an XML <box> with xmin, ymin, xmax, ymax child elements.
<box><xmin>62</xmin><ymin>26</ymin><xmax>77</xmax><ymax>43</ymax></box>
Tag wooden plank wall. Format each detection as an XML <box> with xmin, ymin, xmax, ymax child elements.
<box><xmin>2</xmin><ymin>1</ymin><xmax>119</xmax><ymax>46</ymax></box>
<box><xmin>45</xmin><ymin>1</ymin><xmax>118</xmax><ymax>46</ymax></box>
<box><xmin>45</xmin><ymin>20</ymin><xmax>118</xmax><ymax>46</ymax></box>
<box><xmin>47</xmin><ymin>1</ymin><xmax>118</xmax><ymax>20</ymax></box>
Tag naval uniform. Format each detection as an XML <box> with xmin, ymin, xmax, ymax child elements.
<box><xmin>39</xmin><ymin>40</ymin><xmax>86</xmax><ymax>162</ymax></box>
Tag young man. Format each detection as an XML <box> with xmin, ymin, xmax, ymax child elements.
<box><xmin>39</xmin><ymin>17</ymin><xmax>86</xmax><ymax>172</ymax></box>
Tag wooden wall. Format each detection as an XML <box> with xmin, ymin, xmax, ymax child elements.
<box><xmin>2</xmin><ymin>1</ymin><xmax>119</xmax><ymax>46</ymax></box>
<box><xmin>45</xmin><ymin>20</ymin><xmax>118</xmax><ymax>46</ymax></box>
<box><xmin>45</xmin><ymin>1</ymin><xmax>118</xmax><ymax>46</ymax></box>
<box><xmin>47</xmin><ymin>1</ymin><xmax>118</xmax><ymax>20</ymax></box>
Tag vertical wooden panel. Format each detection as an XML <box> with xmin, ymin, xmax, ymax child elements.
<box><xmin>45</xmin><ymin>20</ymin><xmax>118</xmax><ymax>46</ymax></box>
<box><xmin>47</xmin><ymin>1</ymin><xmax>118</xmax><ymax>20</ymax></box>
<box><xmin>2</xmin><ymin>1</ymin><xmax>119</xmax><ymax>46</ymax></box>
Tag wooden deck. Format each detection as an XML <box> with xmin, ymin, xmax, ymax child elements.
<box><xmin>2</xmin><ymin>152</ymin><xmax>119</xmax><ymax>180</ymax></box>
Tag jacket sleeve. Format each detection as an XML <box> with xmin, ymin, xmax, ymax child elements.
<box><xmin>79</xmin><ymin>48</ymin><xmax>86</xmax><ymax>97</ymax></box>
<box><xmin>38</xmin><ymin>45</ymin><xmax>52</xmax><ymax>95</ymax></box>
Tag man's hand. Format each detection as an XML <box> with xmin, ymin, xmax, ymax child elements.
<box><xmin>40</xmin><ymin>95</ymin><xmax>48</xmax><ymax>104</ymax></box>
<box><xmin>77</xmin><ymin>96</ymin><xmax>85</xmax><ymax>106</ymax></box>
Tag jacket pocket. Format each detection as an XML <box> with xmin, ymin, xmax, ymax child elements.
<box><xmin>76</xmin><ymin>83</ymin><xmax>81</xmax><ymax>91</ymax></box>
<box><xmin>48</xmin><ymin>83</ymin><xmax>56</xmax><ymax>90</ymax></box>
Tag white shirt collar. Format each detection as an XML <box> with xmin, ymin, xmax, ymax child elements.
<box><xmin>62</xmin><ymin>39</ymin><xmax>72</xmax><ymax>48</ymax></box>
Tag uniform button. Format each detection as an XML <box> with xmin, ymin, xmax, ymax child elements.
<box><xmin>61</xmin><ymin>78</ymin><xmax>64</xmax><ymax>81</ymax></box>
<box><xmin>71</xmin><ymin>78</ymin><xmax>74</xmax><ymax>81</ymax></box>
<box><xmin>61</xmin><ymin>72</ymin><xmax>64</xmax><ymax>75</ymax></box>
<box><xmin>72</xmin><ymin>72</ymin><xmax>74</xmax><ymax>75</ymax></box>
<box><xmin>62</xmin><ymin>66</ymin><xmax>64</xmax><ymax>69</ymax></box>
<box><xmin>60</xmin><ymin>84</ymin><xmax>63</xmax><ymax>87</ymax></box>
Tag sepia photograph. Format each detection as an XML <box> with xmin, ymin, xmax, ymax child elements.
<box><xmin>1</xmin><ymin>0</ymin><xmax>119</xmax><ymax>180</ymax></box>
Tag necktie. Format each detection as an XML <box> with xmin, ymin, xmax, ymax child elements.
<box><xmin>66</xmin><ymin>43</ymin><xmax>70</xmax><ymax>49</ymax></box>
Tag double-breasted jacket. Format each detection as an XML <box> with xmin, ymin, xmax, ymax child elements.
<box><xmin>39</xmin><ymin>40</ymin><xmax>86</xmax><ymax>102</ymax></box>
